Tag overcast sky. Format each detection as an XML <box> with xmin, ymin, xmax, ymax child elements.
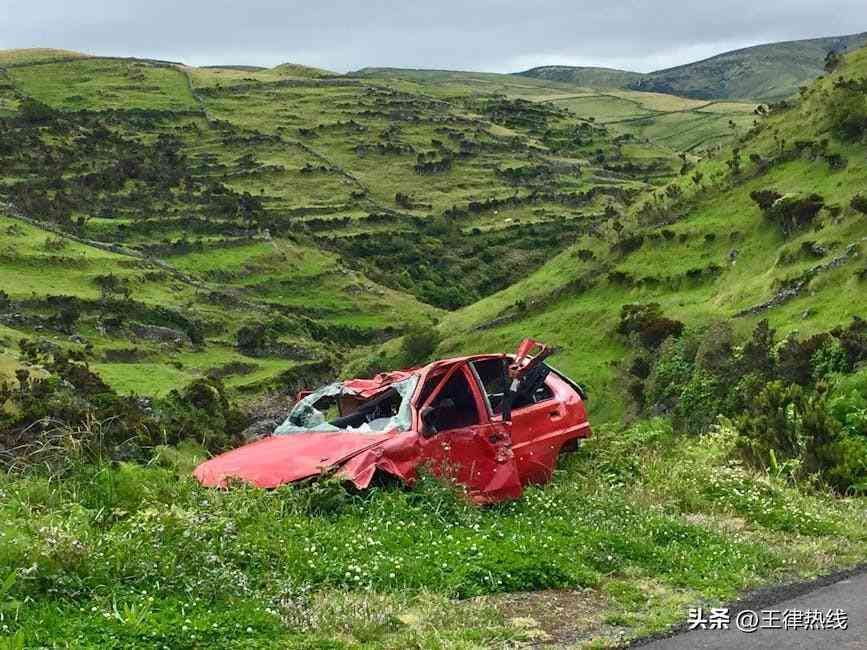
<box><xmin>2</xmin><ymin>1</ymin><xmax>866</xmax><ymax>73</ymax></box>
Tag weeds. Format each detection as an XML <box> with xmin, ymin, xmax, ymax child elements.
<box><xmin>1</xmin><ymin>416</ymin><xmax>864</xmax><ymax>647</ymax></box>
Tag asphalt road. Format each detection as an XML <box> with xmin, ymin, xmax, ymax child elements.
<box><xmin>638</xmin><ymin>569</ymin><xmax>867</xmax><ymax>649</ymax></box>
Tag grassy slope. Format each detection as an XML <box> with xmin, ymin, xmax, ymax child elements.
<box><xmin>517</xmin><ymin>65</ymin><xmax>643</xmax><ymax>88</ymax></box>
<box><xmin>0</xmin><ymin>57</ymin><xmax>451</xmax><ymax>394</ymax></box>
<box><xmin>0</xmin><ymin>51</ymin><xmax>701</xmax><ymax>401</ymax></box>
<box><xmin>0</xmin><ymin>46</ymin><xmax>866</xmax><ymax>649</ymax></box>
<box><xmin>0</xmin><ymin>48</ymin><xmax>91</xmax><ymax>65</ymax></box>
<box><xmin>8</xmin><ymin>59</ymin><xmax>196</xmax><ymax>111</ymax></box>
<box><xmin>353</xmin><ymin>67</ymin><xmax>755</xmax><ymax>154</ymax></box>
<box><xmin>2</xmin><ymin>417</ymin><xmax>865</xmax><ymax>648</ymax></box>
<box><xmin>519</xmin><ymin>32</ymin><xmax>867</xmax><ymax>101</ymax></box>
<box><xmin>434</xmin><ymin>46</ymin><xmax>867</xmax><ymax>424</ymax></box>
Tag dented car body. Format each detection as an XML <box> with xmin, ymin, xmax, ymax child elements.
<box><xmin>194</xmin><ymin>339</ymin><xmax>591</xmax><ymax>503</ymax></box>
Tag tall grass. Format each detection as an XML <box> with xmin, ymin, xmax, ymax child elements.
<box><xmin>1</xmin><ymin>418</ymin><xmax>865</xmax><ymax>647</ymax></box>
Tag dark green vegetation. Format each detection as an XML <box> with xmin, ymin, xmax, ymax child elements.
<box><xmin>520</xmin><ymin>31</ymin><xmax>867</xmax><ymax>101</ymax></box>
<box><xmin>1</xmin><ymin>39</ymin><xmax>867</xmax><ymax>649</ymax></box>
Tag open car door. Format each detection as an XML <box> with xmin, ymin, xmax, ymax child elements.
<box><xmin>417</xmin><ymin>361</ymin><xmax>523</xmax><ymax>504</ymax></box>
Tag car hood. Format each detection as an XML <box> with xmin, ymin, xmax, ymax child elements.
<box><xmin>193</xmin><ymin>431</ymin><xmax>393</xmax><ymax>489</ymax></box>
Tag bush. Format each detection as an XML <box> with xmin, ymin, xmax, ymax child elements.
<box><xmin>1</xmin><ymin>339</ymin><xmax>246</xmax><ymax>466</ymax></box>
<box><xmin>733</xmin><ymin>380</ymin><xmax>865</xmax><ymax>492</ymax></box>
<box><xmin>617</xmin><ymin>303</ymin><xmax>684</xmax><ymax>350</ymax></box>
<box><xmin>763</xmin><ymin>194</ymin><xmax>825</xmax><ymax>235</ymax></box>
<box><xmin>827</xmin><ymin>86</ymin><xmax>867</xmax><ymax>142</ymax></box>
<box><xmin>749</xmin><ymin>189</ymin><xmax>782</xmax><ymax>212</ymax></box>
<box><xmin>739</xmin><ymin>319</ymin><xmax>776</xmax><ymax>378</ymax></box>
<box><xmin>673</xmin><ymin>372</ymin><xmax>725</xmax><ymax>435</ymax></box>
<box><xmin>850</xmin><ymin>194</ymin><xmax>867</xmax><ymax>215</ymax></box>
<box><xmin>734</xmin><ymin>381</ymin><xmax>817</xmax><ymax>471</ymax></box>
<box><xmin>644</xmin><ymin>338</ymin><xmax>693</xmax><ymax>414</ymax></box>
<box><xmin>400</xmin><ymin>323</ymin><xmax>441</xmax><ymax>366</ymax></box>
<box><xmin>18</xmin><ymin>98</ymin><xmax>56</xmax><ymax>124</ymax></box>
<box><xmin>236</xmin><ymin>323</ymin><xmax>270</xmax><ymax>354</ymax></box>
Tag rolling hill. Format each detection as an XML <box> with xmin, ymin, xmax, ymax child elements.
<box><xmin>430</xmin><ymin>42</ymin><xmax>867</xmax><ymax>421</ymax></box>
<box><xmin>515</xmin><ymin>65</ymin><xmax>643</xmax><ymax>88</ymax></box>
<box><xmin>519</xmin><ymin>31</ymin><xmax>867</xmax><ymax>100</ymax></box>
<box><xmin>1</xmin><ymin>37</ymin><xmax>866</xmax><ymax>650</ymax></box>
<box><xmin>0</xmin><ymin>53</ymin><xmax>698</xmax><ymax>396</ymax></box>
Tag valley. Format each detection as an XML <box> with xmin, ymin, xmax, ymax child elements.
<box><xmin>1</xmin><ymin>33</ymin><xmax>866</xmax><ymax>649</ymax></box>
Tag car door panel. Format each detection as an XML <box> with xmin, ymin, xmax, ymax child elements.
<box><xmin>416</xmin><ymin>363</ymin><xmax>522</xmax><ymax>503</ymax></box>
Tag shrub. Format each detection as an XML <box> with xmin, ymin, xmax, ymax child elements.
<box><xmin>761</xmin><ymin>194</ymin><xmax>825</xmax><ymax>235</ymax></box>
<box><xmin>644</xmin><ymin>338</ymin><xmax>693</xmax><ymax>413</ymax></box>
<box><xmin>236</xmin><ymin>323</ymin><xmax>271</xmax><ymax>355</ymax></box>
<box><xmin>777</xmin><ymin>333</ymin><xmax>832</xmax><ymax>385</ymax></box>
<box><xmin>827</xmin><ymin>86</ymin><xmax>867</xmax><ymax>141</ymax></box>
<box><xmin>18</xmin><ymin>98</ymin><xmax>56</xmax><ymax>124</ymax></box>
<box><xmin>811</xmin><ymin>339</ymin><xmax>851</xmax><ymax>380</ymax></box>
<box><xmin>673</xmin><ymin>372</ymin><xmax>725</xmax><ymax>435</ymax></box>
<box><xmin>739</xmin><ymin>319</ymin><xmax>776</xmax><ymax>378</ymax></box>
<box><xmin>734</xmin><ymin>381</ymin><xmax>814</xmax><ymax>470</ymax></box>
<box><xmin>750</xmin><ymin>189</ymin><xmax>783</xmax><ymax>212</ymax></box>
<box><xmin>733</xmin><ymin>380</ymin><xmax>864</xmax><ymax>492</ymax></box>
<box><xmin>618</xmin><ymin>303</ymin><xmax>684</xmax><ymax>350</ymax></box>
<box><xmin>834</xmin><ymin>316</ymin><xmax>867</xmax><ymax>366</ymax></box>
<box><xmin>2</xmin><ymin>339</ymin><xmax>246</xmax><ymax>465</ymax></box>
<box><xmin>850</xmin><ymin>194</ymin><xmax>867</xmax><ymax>215</ymax></box>
<box><xmin>400</xmin><ymin>323</ymin><xmax>441</xmax><ymax>366</ymax></box>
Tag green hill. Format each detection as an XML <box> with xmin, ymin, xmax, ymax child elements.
<box><xmin>349</xmin><ymin>66</ymin><xmax>757</xmax><ymax>153</ymax></box>
<box><xmin>519</xmin><ymin>31</ymin><xmax>867</xmax><ymax>100</ymax></box>
<box><xmin>0</xmin><ymin>47</ymin><xmax>91</xmax><ymax>66</ymax></box>
<box><xmin>1</xmin><ymin>42</ymin><xmax>867</xmax><ymax>650</ymax></box>
<box><xmin>517</xmin><ymin>65</ymin><xmax>644</xmax><ymax>88</ymax></box>
<box><xmin>0</xmin><ymin>53</ymin><xmax>697</xmax><ymax>396</ymax></box>
<box><xmin>433</xmin><ymin>43</ymin><xmax>867</xmax><ymax>422</ymax></box>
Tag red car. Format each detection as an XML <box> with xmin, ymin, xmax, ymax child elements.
<box><xmin>194</xmin><ymin>339</ymin><xmax>591</xmax><ymax>503</ymax></box>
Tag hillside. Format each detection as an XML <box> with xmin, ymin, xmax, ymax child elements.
<box><xmin>430</xmin><ymin>43</ymin><xmax>867</xmax><ymax>422</ymax></box>
<box><xmin>0</xmin><ymin>48</ymin><xmax>91</xmax><ymax>65</ymax></box>
<box><xmin>0</xmin><ymin>53</ymin><xmax>702</xmax><ymax>397</ymax></box>
<box><xmin>519</xmin><ymin>65</ymin><xmax>643</xmax><ymax>89</ymax></box>
<box><xmin>519</xmin><ymin>31</ymin><xmax>867</xmax><ymax>100</ymax></box>
<box><xmin>0</xmin><ymin>41</ymin><xmax>866</xmax><ymax>649</ymax></box>
<box><xmin>349</xmin><ymin>66</ymin><xmax>757</xmax><ymax>153</ymax></box>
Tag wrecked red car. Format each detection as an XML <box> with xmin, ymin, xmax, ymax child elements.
<box><xmin>194</xmin><ymin>339</ymin><xmax>591</xmax><ymax>503</ymax></box>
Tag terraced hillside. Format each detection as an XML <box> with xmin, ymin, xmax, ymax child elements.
<box><xmin>0</xmin><ymin>43</ymin><xmax>866</xmax><ymax>650</ymax></box>
<box><xmin>0</xmin><ymin>53</ymin><xmax>707</xmax><ymax>396</ymax></box>
<box><xmin>427</xmin><ymin>44</ymin><xmax>867</xmax><ymax>422</ymax></box>
<box><xmin>351</xmin><ymin>67</ymin><xmax>757</xmax><ymax>154</ymax></box>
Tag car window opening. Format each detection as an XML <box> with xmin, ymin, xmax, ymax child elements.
<box><xmin>275</xmin><ymin>375</ymin><xmax>418</xmax><ymax>435</ymax></box>
<box><xmin>472</xmin><ymin>357</ymin><xmax>554</xmax><ymax>414</ymax></box>
<box><xmin>420</xmin><ymin>366</ymin><xmax>481</xmax><ymax>433</ymax></box>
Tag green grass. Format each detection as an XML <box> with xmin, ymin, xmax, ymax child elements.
<box><xmin>0</xmin><ymin>48</ymin><xmax>90</xmax><ymax>66</ymax></box>
<box><xmin>8</xmin><ymin>59</ymin><xmax>197</xmax><ymax>111</ymax></box>
<box><xmin>429</xmin><ymin>46</ymin><xmax>867</xmax><ymax>426</ymax></box>
<box><xmin>1</xmin><ymin>418</ymin><xmax>864</xmax><ymax>648</ymax></box>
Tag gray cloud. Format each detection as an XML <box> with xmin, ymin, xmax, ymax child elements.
<box><xmin>2</xmin><ymin>0</ymin><xmax>866</xmax><ymax>73</ymax></box>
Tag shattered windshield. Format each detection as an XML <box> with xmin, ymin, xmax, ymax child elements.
<box><xmin>274</xmin><ymin>375</ymin><xmax>419</xmax><ymax>435</ymax></box>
